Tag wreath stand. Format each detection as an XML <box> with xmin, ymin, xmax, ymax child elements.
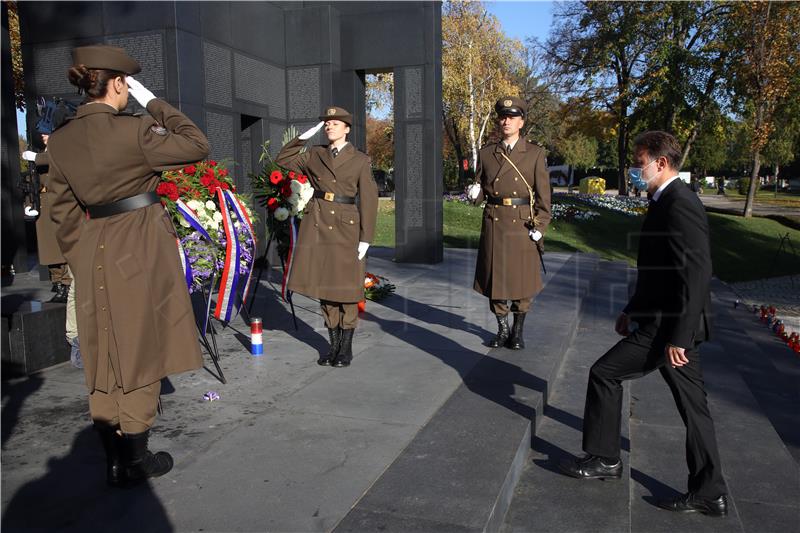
<box><xmin>247</xmin><ymin>232</ymin><xmax>299</xmax><ymax>331</ymax></box>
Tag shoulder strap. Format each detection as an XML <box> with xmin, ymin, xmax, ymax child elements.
<box><xmin>500</xmin><ymin>152</ymin><xmax>537</xmax><ymax>225</ymax></box>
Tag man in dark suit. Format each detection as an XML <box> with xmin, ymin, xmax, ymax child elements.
<box><xmin>559</xmin><ymin>131</ymin><xmax>728</xmax><ymax>517</ymax></box>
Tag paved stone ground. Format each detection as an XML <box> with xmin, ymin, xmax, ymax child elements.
<box><xmin>697</xmin><ymin>193</ymin><xmax>800</xmax><ymax>218</ymax></box>
<box><xmin>728</xmin><ymin>275</ymin><xmax>800</xmax><ymax>333</ymax></box>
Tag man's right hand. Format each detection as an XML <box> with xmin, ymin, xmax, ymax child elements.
<box><xmin>299</xmin><ymin>121</ymin><xmax>325</xmax><ymax>140</ymax></box>
<box><xmin>615</xmin><ymin>312</ymin><xmax>631</xmax><ymax>336</ymax></box>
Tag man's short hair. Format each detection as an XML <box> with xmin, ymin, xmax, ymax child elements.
<box><xmin>633</xmin><ymin>131</ymin><xmax>682</xmax><ymax>170</ymax></box>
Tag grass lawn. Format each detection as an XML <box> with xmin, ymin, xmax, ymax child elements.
<box><xmin>373</xmin><ymin>199</ymin><xmax>800</xmax><ymax>283</ymax></box>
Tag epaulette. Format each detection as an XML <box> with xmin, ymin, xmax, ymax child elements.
<box><xmin>118</xmin><ymin>111</ymin><xmax>143</xmax><ymax>117</ymax></box>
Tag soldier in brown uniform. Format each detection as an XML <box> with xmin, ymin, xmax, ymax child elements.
<box><xmin>469</xmin><ymin>97</ymin><xmax>551</xmax><ymax>350</ymax></box>
<box><xmin>276</xmin><ymin>107</ymin><xmax>379</xmax><ymax>367</ymax></box>
<box><xmin>47</xmin><ymin>45</ymin><xmax>209</xmax><ymax>487</ymax></box>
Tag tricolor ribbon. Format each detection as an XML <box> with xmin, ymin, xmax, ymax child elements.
<box><xmin>223</xmin><ymin>189</ymin><xmax>256</xmax><ymax>308</ymax></box>
<box><xmin>175</xmin><ymin>199</ymin><xmax>213</xmax><ymax>242</ymax></box>
<box><xmin>213</xmin><ymin>189</ymin><xmax>241</xmax><ymax>322</ymax></box>
<box><xmin>281</xmin><ymin>216</ymin><xmax>299</xmax><ymax>302</ymax></box>
<box><xmin>176</xmin><ymin>237</ymin><xmax>193</xmax><ymax>289</ymax></box>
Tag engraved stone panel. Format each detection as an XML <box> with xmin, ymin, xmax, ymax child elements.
<box><xmin>240</xmin><ymin>129</ymin><xmax>252</xmax><ymax>188</ymax></box>
<box><xmin>269</xmin><ymin>123</ymin><xmax>285</xmax><ymax>157</ymax></box>
<box><xmin>288</xmin><ymin>67</ymin><xmax>320</xmax><ymax>120</ymax></box>
<box><xmin>404</xmin><ymin>123</ymin><xmax>423</xmax><ymax>229</ymax></box>
<box><xmin>206</xmin><ymin>111</ymin><xmax>234</xmax><ymax>164</ymax></box>
<box><xmin>234</xmin><ymin>53</ymin><xmax>285</xmax><ymax>120</ymax></box>
<box><xmin>106</xmin><ymin>34</ymin><xmax>165</xmax><ymax>91</ymax></box>
<box><xmin>31</xmin><ymin>46</ymin><xmax>73</xmax><ymax>95</ymax></box>
<box><xmin>405</xmin><ymin>67</ymin><xmax>423</xmax><ymax>119</ymax></box>
<box><xmin>204</xmin><ymin>42</ymin><xmax>232</xmax><ymax>108</ymax></box>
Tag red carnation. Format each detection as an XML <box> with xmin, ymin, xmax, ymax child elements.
<box><xmin>281</xmin><ymin>182</ymin><xmax>293</xmax><ymax>197</ymax></box>
<box><xmin>219</xmin><ymin>169</ymin><xmax>229</xmax><ymax>177</ymax></box>
<box><xmin>156</xmin><ymin>182</ymin><xmax>179</xmax><ymax>202</ymax></box>
<box><xmin>219</xmin><ymin>182</ymin><xmax>230</xmax><ymax>191</ymax></box>
<box><xmin>289</xmin><ymin>171</ymin><xmax>296</xmax><ymax>179</ymax></box>
<box><xmin>269</xmin><ymin>170</ymin><xmax>284</xmax><ymax>185</ymax></box>
<box><xmin>267</xmin><ymin>197</ymin><xmax>279</xmax><ymax>211</ymax></box>
<box><xmin>297</xmin><ymin>174</ymin><xmax>308</xmax><ymax>184</ymax></box>
<box><xmin>200</xmin><ymin>175</ymin><xmax>212</xmax><ymax>187</ymax></box>
<box><xmin>209</xmin><ymin>160</ymin><xmax>217</xmax><ymax>167</ymax></box>
<box><xmin>184</xmin><ymin>165</ymin><xmax>197</xmax><ymax>175</ymax></box>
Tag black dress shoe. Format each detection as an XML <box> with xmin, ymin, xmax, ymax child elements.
<box><xmin>657</xmin><ymin>493</ymin><xmax>728</xmax><ymax>517</ymax></box>
<box><xmin>558</xmin><ymin>454</ymin><xmax>622</xmax><ymax>480</ymax></box>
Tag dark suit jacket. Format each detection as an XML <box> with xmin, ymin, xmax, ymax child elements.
<box><xmin>623</xmin><ymin>179</ymin><xmax>713</xmax><ymax>347</ymax></box>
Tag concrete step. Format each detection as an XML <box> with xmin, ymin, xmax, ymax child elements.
<box><xmin>501</xmin><ymin>260</ymin><xmax>632</xmax><ymax>533</ymax></box>
<box><xmin>627</xmin><ymin>281</ymin><xmax>799</xmax><ymax>532</ymax></box>
<box><xmin>334</xmin><ymin>253</ymin><xmax>600</xmax><ymax>532</ymax></box>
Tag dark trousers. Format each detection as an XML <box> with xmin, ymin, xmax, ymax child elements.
<box><xmin>582</xmin><ymin>324</ymin><xmax>726</xmax><ymax>499</ymax></box>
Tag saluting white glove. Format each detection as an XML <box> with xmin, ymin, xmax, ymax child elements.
<box><xmin>357</xmin><ymin>241</ymin><xmax>370</xmax><ymax>260</ymax></box>
<box><xmin>467</xmin><ymin>183</ymin><xmax>481</xmax><ymax>200</ymax></box>
<box><xmin>529</xmin><ymin>229</ymin><xmax>542</xmax><ymax>242</ymax></box>
<box><xmin>126</xmin><ymin>76</ymin><xmax>156</xmax><ymax>108</ymax></box>
<box><xmin>22</xmin><ymin>151</ymin><xmax>37</xmax><ymax>162</ymax></box>
<box><xmin>299</xmin><ymin>121</ymin><xmax>325</xmax><ymax>140</ymax></box>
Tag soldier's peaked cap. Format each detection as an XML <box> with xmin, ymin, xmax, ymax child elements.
<box><xmin>319</xmin><ymin>106</ymin><xmax>352</xmax><ymax>127</ymax></box>
<box><xmin>72</xmin><ymin>45</ymin><xmax>141</xmax><ymax>75</ymax></box>
<box><xmin>495</xmin><ymin>96</ymin><xmax>526</xmax><ymax>117</ymax></box>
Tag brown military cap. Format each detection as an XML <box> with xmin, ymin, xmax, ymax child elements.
<box><xmin>319</xmin><ymin>106</ymin><xmax>353</xmax><ymax>127</ymax></box>
<box><xmin>72</xmin><ymin>45</ymin><xmax>141</xmax><ymax>75</ymax></box>
<box><xmin>495</xmin><ymin>96</ymin><xmax>526</xmax><ymax>118</ymax></box>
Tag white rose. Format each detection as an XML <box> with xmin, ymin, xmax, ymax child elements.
<box><xmin>187</xmin><ymin>200</ymin><xmax>202</xmax><ymax>211</ymax></box>
<box><xmin>287</xmin><ymin>194</ymin><xmax>299</xmax><ymax>205</ymax></box>
<box><xmin>205</xmin><ymin>200</ymin><xmax>216</xmax><ymax>211</ymax></box>
<box><xmin>213</xmin><ymin>211</ymin><xmax>223</xmax><ymax>223</ymax></box>
<box><xmin>274</xmin><ymin>207</ymin><xmax>289</xmax><ymax>221</ymax></box>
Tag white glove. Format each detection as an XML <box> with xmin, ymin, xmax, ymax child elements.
<box><xmin>467</xmin><ymin>183</ymin><xmax>481</xmax><ymax>200</ymax></box>
<box><xmin>24</xmin><ymin>206</ymin><xmax>39</xmax><ymax>217</ymax></box>
<box><xmin>126</xmin><ymin>76</ymin><xmax>156</xmax><ymax>107</ymax></box>
<box><xmin>22</xmin><ymin>151</ymin><xmax>37</xmax><ymax>162</ymax></box>
<box><xmin>357</xmin><ymin>241</ymin><xmax>370</xmax><ymax>260</ymax></box>
<box><xmin>529</xmin><ymin>229</ymin><xmax>542</xmax><ymax>242</ymax></box>
<box><xmin>299</xmin><ymin>121</ymin><xmax>325</xmax><ymax>140</ymax></box>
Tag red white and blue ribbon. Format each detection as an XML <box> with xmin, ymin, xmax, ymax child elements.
<box><xmin>176</xmin><ymin>237</ymin><xmax>193</xmax><ymax>289</ymax></box>
<box><xmin>175</xmin><ymin>199</ymin><xmax>213</xmax><ymax>242</ymax></box>
<box><xmin>214</xmin><ymin>189</ymin><xmax>241</xmax><ymax>322</ymax></box>
<box><xmin>223</xmin><ymin>189</ymin><xmax>256</xmax><ymax>308</ymax></box>
<box><xmin>281</xmin><ymin>216</ymin><xmax>299</xmax><ymax>302</ymax></box>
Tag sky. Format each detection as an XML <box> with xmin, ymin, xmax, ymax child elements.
<box><xmin>18</xmin><ymin>2</ymin><xmax>556</xmax><ymax>138</ymax></box>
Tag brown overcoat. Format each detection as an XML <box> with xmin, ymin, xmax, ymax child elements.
<box><xmin>276</xmin><ymin>137</ymin><xmax>378</xmax><ymax>302</ymax></box>
<box><xmin>33</xmin><ymin>152</ymin><xmax>66</xmax><ymax>265</ymax></box>
<box><xmin>47</xmin><ymin>99</ymin><xmax>208</xmax><ymax>393</ymax></box>
<box><xmin>473</xmin><ymin>139</ymin><xmax>552</xmax><ymax>300</ymax></box>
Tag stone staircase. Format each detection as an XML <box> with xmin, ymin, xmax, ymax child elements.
<box><xmin>335</xmin><ymin>257</ymin><xmax>800</xmax><ymax>533</ymax></box>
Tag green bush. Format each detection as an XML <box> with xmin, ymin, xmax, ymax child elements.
<box><xmin>737</xmin><ymin>177</ymin><xmax>751</xmax><ymax>195</ymax></box>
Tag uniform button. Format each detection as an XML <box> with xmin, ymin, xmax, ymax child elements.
<box><xmin>512</xmin><ymin>205</ymin><xmax>517</xmax><ymax>209</ymax></box>
<box><xmin>97</xmin><ymin>265</ymin><xmax>103</xmax><ymax>270</ymax></box>
<box><xmin>513</xmin><ymin>191</ymin><xmax>517</xmax><ymax>196</ymax></box>
<box><xmin>330</xmin><ymin>210</ymin><xmax>335</xmax><ymax>214</ymax></box>
<box><xmin>99</xmin><ymin>285</ymin><xmax>104</xmax><ymax>290</ymax></box>
<box><xmin>99</xmin><ymin>244</ymin><xmax>105</xmax><ymax>249</ymax></box>
<box><xmin>512</xmin><ymin>219</ymin><xmax>516</xmax><ymax>223</ymax></box>
<box><xmin>349</xmin><ymin>220</ymin><xmax>354</xmax><ymax>224</ymax></box>
<box><xmin>494</xmin><ymin>217</ymin><xmax>499</xmax><ymax>221</ymax></box>
<box><xmin>494</xmin><ymin>191</ymin><xmax>499</xmax><ymax>196</ymax></box>
<box><xmin>104</xmin><ymin>327</ymin><xmax>108</xmax><ymax>331</ymax></box>
<box><xmin>328</xmin><ymin>226</ymin><xmax>333</xmax><ymax>230</ymax></box>
<box><xmin>333</xmin><ymin>179</ymin><xmax>337</xmax><ymax>183</ymax></box>
<box><xmin>314</xmin><ymin>223</ymin><xmax>319</xmax><ymax>228</ymax></box>
<box><xmin>514</xmin><ymin>177</ymin><xmax>518</xmax><ymax>181</ymax></box>
<box><xmin>101</xmin><ymin>306</ymin><xmax>107</xmax><ymax>311</ymax></box>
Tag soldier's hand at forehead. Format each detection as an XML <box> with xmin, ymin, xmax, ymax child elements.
<box><xmin>126</xmin><ymin>76</ymin><xmax>156</xmax><ymax>108</ymax></box>
<box><xmin>299</xmin><ymin>121</ymin><xmax>325</xmax><ymax>140</ymax></box>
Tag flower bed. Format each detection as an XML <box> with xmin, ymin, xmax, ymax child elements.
<box><xmin>555</xmin><ymin>193</ymin><xmax>648</xmax><ymax>216</ymax></box>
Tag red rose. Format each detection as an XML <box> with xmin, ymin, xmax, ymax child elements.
<box><xmin>209</xmin><ymin>160</ymin><xmax>217</xmax><ymax>167</ymax></box>
<box><xmin>289</xmin><ymin>171</ymin><xmax>296</xmax><ymax>179</ymax></box>
<box><xmin>269</xmin><ymin>170</ymin><xmax>284</xmax><ymax>185</ymax></box>
<box><xmin>297</xmin><ymin>174</ymin><xmax>308</xmax><ymax>184</ymax></box>
<box><xmin>267</xmin><ymin>197</ymin><xmax>279</xmax><ymax>211</ymax></box>
<box><xmin>281</xmin><ymin>182</ymin><xmax>293</xmax><ymax>197</ymax></box>
<box><xmin>200</xmin><ymin>175</ymin><xmax>212</xmax><ymax>187</ymax></box>
<box><xmin>184</xmin><ymin>165</ymin><xmax>197</xmax><ymax>175</ymax></box>
<box><xmin>219</xmin><ymin>169</ymin><xmax>228</xmax><ymax>177</ymax></box>
<box><xmin>219</xmin><ymin>182</ymin><xmax>230</xmax><ymax>191</ymax></box>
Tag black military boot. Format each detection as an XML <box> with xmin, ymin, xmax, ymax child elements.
<box><xmin>121</xmin><ymin>430</ymin><xmax>174</xmax><ymax>485</ymax></box>
<box><xmin>51</xmin><ymin>282</ymin><xmax>59</xmax><ymax>293</ymax></box>
<box><xmin>318</xmin><ymin>327</ymin><xmax>341</xmax><ymax>366</ymax></box>
<box><xmin>507</xmin><ymin>313</ymin><xmax>526</xmax><ymax>350</ymax></box>
<box><xmin>49</xmin><ymin>283</ymin><xmax>69</xmax><ymax>304</ymax></box>
<box><xmin>94</xmin><ymin>422</ymin><xmax>124</xmax><ymax>487</ymax></box>
<box><xmin>488</xmin><ymin>314</ymin><xmax>510</xmax><ymax>348</ymax></box>
<box><xmin>332</xmin><ymin>328</ymin><xmax>355</xmax><ymax>367</ymax></box>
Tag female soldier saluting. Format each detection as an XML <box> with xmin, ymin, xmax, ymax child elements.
<box><xmin>47</xmin><ymin>45</ymin><xmax>209</xmax><ymax>487</ymax></box>
<box><xmin>276</xmin><ymin>107</ymin><xmax>378</xmax><ymax>368</ymax></box>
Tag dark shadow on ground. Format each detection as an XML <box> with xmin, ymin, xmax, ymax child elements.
<box><xmin>1</xmin><ymin>374</ymin><xmax>44</xmax><ymax>448</ymax></box>
<box><xmin>2</xmin><ymin>427</ymin><xmax>173</xmax><ymax>533</ymax></box>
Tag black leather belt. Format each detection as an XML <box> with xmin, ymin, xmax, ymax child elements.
<box><xmin>486</xmin><ymin>196</ymin><xmax>530</xmax><ymax>206</ymax></box>
<box><xmin>86</xmin><ymin>191</ymin><xmax>160</xmax><ymax>219</ymax></box>
<box><xmin>313</xmin><ymin>189</ymin><xmax>356</xmax><ymax>204</ymax></box>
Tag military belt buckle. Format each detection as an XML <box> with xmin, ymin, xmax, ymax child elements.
<box><xmin>502</xmin><ymin>198</ymin><xmax>513</xmax><ymax>206</ymax></box>
<box><xmin>324</xmin><ymin>192</ymin><xmax>335</xmax><ymax>202</ymax></box>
